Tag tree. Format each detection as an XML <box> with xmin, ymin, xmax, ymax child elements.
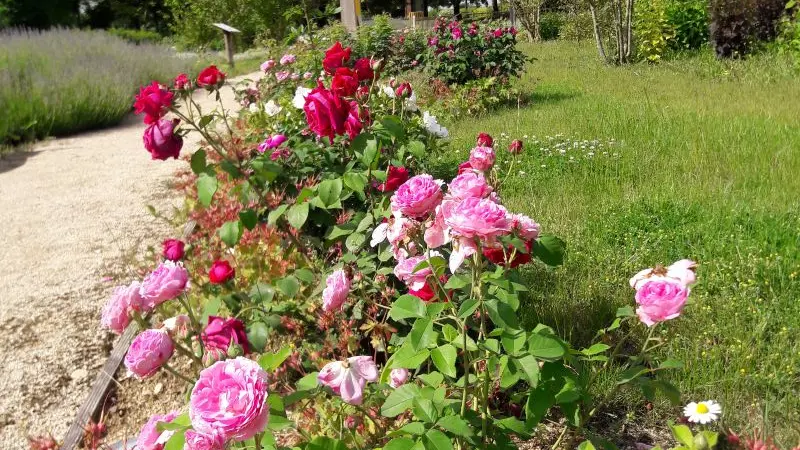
<box><xmin>568</xmin><ymin>0</ymin><xmax>633</xmax><ymax>63</ymax></box>
<box><xmin>508</xmin><ymin>0</ymin><xmax>544</xmax><ymax>40</ymax></box>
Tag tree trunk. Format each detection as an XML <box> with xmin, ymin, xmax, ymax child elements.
<box><xmin>533</xmin><ymin>3</ymin><xmax>541</xmax><ymax>41</ymax></box>
<box><xmin>588</xmin><ymin>1</ymin><xmax>608</xmax><ymax>62</ymax></box>
<box><xmin>423</xmin><ymin>0</ymin><xmax>429</xmax><ymax>17</ymax></box>
<box><xmin>613</xmin><ymin>0</ymin><xmax>624</xmax><ymax>63</ymax></box>
<box><xmin>624</xmin><ymin>0</ymin><xmax>635</xmax><ymax>60</ymax></box>
<box><xmin>453</xmin><ymin>0</ymin><xmax>460</xmax><ymax>18</ymax></box>
<box><xmin>492</xmin><ymin>0</ymin><xmax>499</xmax><ymax>15</ymax></box>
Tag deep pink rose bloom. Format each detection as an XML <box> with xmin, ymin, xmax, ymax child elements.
<box><xmin>393</xmin><ymin>255</ymin><xmax>433</xmax><ymax>291</ymax></box>
<box><xmin>476</xmin><ymin>132</ymin><xmax>494</xmax><ymax>147</ymax></box>
<box><xmin>323</xmin><ymin>42</ymin><xmax>352</xmax><ymax>74</ymax></box>
<box><xmin>258</xmin><ymin>134</ymin><xmax>287</xmax><ymax>153</ymax></box>
<box><xmin>635</xmin><ymin>278</ymin><xmax>690</xmax><ymax>326</ymax></box>
<box><xmin>197</xmin><ymin>65</ymin><xmax>226</xmax><ymax>89</ymax></box>
<box><xmin>125</xmin><ymin>329</ymin><xmax>174</xmax><ymax>379</ymax></box>
<box><xmin>353</xmin><ymin>58</ymin><xmax>375</xmax><ymax>82</ymax></box>
<box><xmin>190</xmin><ymin>358</ymin><xmax>269</xmax><ymax>441</ymax></box>
<box><xmin>493</xmin><ymin>28</ymin><xmax>504</xmax><ymax>38</ymax></box>
<box><xmin>409</xmin><ymin>280</ymin><xmax>436</xmax><ymax>302</ymax></box>
<box><xmin>260</xmin><ymin>60</ymin><xmax>275</xmax><ymax>72</ymax></box>
<box><xmin>209</xmin><ymin>260</ymin><xmax>235</xmax><ymax>284</ymax></box>
<box><xmin>100</xmin><ymin>281</ymin><xmax>142</xmax><ymax>334</ymax></box>
<box><xmin>331</xmin><ymin>67</ymin><xmax>359</xmax><ymax>97</ymax></box>
<box><xmin>323</xmin><ymin>269</ymin><xmax>351</xmax><ymax>312</ymax></box>
<box><xmin>137</xmin><ymin>410</ymin><xmax>179</xmax><ymax>450</ymax></box>
<box><xmin>443</xmin><ymin>197</ymin><xmax>512</xmax><ymax>240</ymax></box>
<box><xmin>304</xmin><ymin>83</ymin><xmax>350</xmax><ymax>143</ymax></box>
<box><xmin>317</xmin><ymin>356</ymin><xmax>378</xmax><ymax>405</ymax></box>
<box><xmin>202</xmin><ymin>316</ymin><xmax>250</xmax><ymax>355</ymax></box>
<box><xmin>378</xmin><ymin>166</ymin><xmax>410</xmax><ymax>192</ymax></box>
<box><xmin>280</xmin><ymin>54</ymin><xmax>296</xmax><ymax>65</ymax></box>
<box><xmin>452</xmin><ymin>27</ymin><xmax>463</xmax><ymax>39</ymax></box>
<box><xmin>134</xmin><ymin>82</ymin><xmax>174</xmax><ymax>124</ymax></box>
<box><xmin>448</xmin><ymin>171</ymin><xmax>492</xmax><ymax>200</ymax></box>
<box><xmin>469</xmin><ymin>146</ymin><xmax>496</xmax><ymax>171</ymax></box>
<box><xmin>389</xmin><ymin>368</ymin><xmax>409</xmax><ymax>388</ymax></box>
<box><xmin>143</xmin><ymin>118</ymin><xmax>183</xmax><ymax>161</ymax></box>
<box><xmin>512</xmin><ymin>214</ymin><xmax>540</xmax><ymax>240</ymax></box>
<box><xmin>162</xmin><ymin>238</ymin><xmax>185</xmax><ymax>261</ymax></box>
<box><xmin>394</xmin><ymin>82</ymin><xmax>413</xmax><ymax>99</ymax></box>
<box><xmin>344</xmin><ymin>101</ymin><xmax>367</xmax><ymax>140</ymax></box>
<box><xmin>173</xmin><ymin>73</ymin><xmax>192</xmax><ymax>91</ymax></box>
<box><xmin>139</xmin><ymin>260</ymin><xmax>189</xmax><ymax>311</ymax></box>
<box><xmin>390</xmin><ymin>174</ymin><xmax>443</xmax><ymax>218</ymax></box>
<box><xmin>184</xmin><ymin>429</ymin><xmax>226</xmax><ymax>450</ymax></box>
<box><xmin>508</xmin><ymin>139</ymin><xmax>523</xmax><ymax>154</ymax></box>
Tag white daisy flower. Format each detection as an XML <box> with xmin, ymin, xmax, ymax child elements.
<box><xmin>683</xmin><ymin>400</ymin><xmax>722</xmax><ymax>424</ymax></box>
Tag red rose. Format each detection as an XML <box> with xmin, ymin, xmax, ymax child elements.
<box><xmin>457</xmin><ymin>161</ymin><xmax>473</xmax><ymax>174</ymax></box>
<box><xmin>394</xmin><ymin>82</ymin><xmax>413</xmax><ymax>99</ymax></box>
<box><xmin>173</xmin><ymin>73</ymin><xmax>191</xmax><ymax>90</ymax></box>
<box><xmin>143</xmin><ymin>118</ymin><xmax>183</xmax><ymax>160</ymax></box>
<box><xmin>331</xmin><ymin>67</ymin><xmax>359</xmax><ymax>97</ymax></box>
<box><xmin>482</xmin><ymin>240</ymin><xmax>533</xmax><ymax>268</ymax></box>
<box><xmin>162</xmin><ymin>239</ymin><xmax>185</xmax><ymax>261</ymax></box>
<box><xmin>345</xmin><ymin>101</ymin><xmax>367</xmax><ymax>140</ymax></box>
<box><xmin>379</xmin><ymin>165</ymin><xmax>409</xmax><ymax>192</ymax></box>
<box><xmin>353</xmin><ymin>58</ymin><xmax>375</xmax><ymax>82</ymax></box>
<box><xmin>508</xmin><ymin>139</ymin><xmax>523</xmax><ymax>154</ymax></box>
<box><xmin>197</xmin><ymin>65</ymin><xmax>226</xmax><ymax>89</ymax></box>
<box><xmin>208</xmin><ymin>260</ymin><xmax>235</xmax><ymax>284</ymax></box>
<box><xmin>304</xmin><ymin>83</ymin><xmax>350</xmax><ymax>143</ymax></box>
<box><xmin>477</xmin><ymin>132</ymin><xmax>494</xmax><ymax>147</ymax></box>
<box><xmin>409</xmin><ymin>276</ymin><xmax>450</xmax><ymax>302</ymax></box>
<box><xmin>323</xmin><ymin>42</ymin><xmax>352</xmax><ymax>74</ymax></box>
<box><xmin>201</xmin><ymin>316</ymin><xmax>250</xmax><ymax>355</ymax></box>
<box><xmin>133</xmin><ymin>81</ymin><xmax>174</xmax><ymax>124</ymax></box>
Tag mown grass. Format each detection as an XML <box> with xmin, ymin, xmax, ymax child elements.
<box><xmin>431</xmin><ymin>42</ymin><xmax>800</xmax><ymax>444</ymax></box>
<box><xmin>0</xmin><ymin>28</ymin><xmax>195</xmax><ymax>146</ymax></box>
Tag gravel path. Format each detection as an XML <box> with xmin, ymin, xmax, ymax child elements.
<box><xmin>0</xmin><ymin>71</ymin><xmax>261</xmax><ymax>449</ymax></box>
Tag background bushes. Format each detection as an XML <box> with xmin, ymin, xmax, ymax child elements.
<box><xmin>0</xmin><ymin>28</ymin><xmax>194</xmax><ymax>145</ymax></box>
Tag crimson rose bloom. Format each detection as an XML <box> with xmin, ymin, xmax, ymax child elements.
<box><xmin>201</xmin><ymin>316</ymin><xmax>250</xmax><ymax>355</ymax></box>
<box><xmin>162</xmin><ymin>239</ymin><xmax>185</xmax><ymax>261</ymax></box>
<box><xmin>174</xmin><ymin>73</ymin><xmax>191</xmax><ymax>90</ymax></box>
<box><xmin>134</xmin><ymin>82</ymin><xmax>173</xmax><ymax>124</ymax></box>
<box><xmin>477</xmin><ymin>132</ymin><xmax>494</xmax><ymax>147</ymax></box>
<box><xmin>331</xmin><ymin>67</ymin><xmax>359</xmax><ymax>97</ymax></box>
<box><xmin>197</xmin><ymin>65</ymin><xmax>226</xmax><ymax>89</ymax></box>
<box><xmin>353</xmin><ymin>58</ymin><xmax>375</xmax><ymax>82</ymax></box>
<box><xmin>323</xmin><ymin>42</ymin><xmax>352</xmax><ymax>74</ymax></box>
<box><xmin>143</xmin><ymin>118</ymin><xmax>183</xmax><ymax>160</ymax></box>
<box><xmin>209</xmin><ymin>260</ymin><xmax>235</xmax><ymax>284</ymax></box>
<box><xmin>304</xmin><ymin>84</ymin><xmax>350</xmax><ymax>143</ymax></box>
<box><xmin>508</xmin><ymin>139</ymin><xmax>523</xmax><ymax>154</ymax></box>
<box><xmin>379</xmin><ymin>166</ymin><xmax>410</xmax><ymax>192</ymax></box>
<box><xmin>345</xmin><ymin>101</ymin><xmax>367</xmax><ymax>140</ymax></box>
<box><xmin>483</xmin><ymin>240</ymin><xmax>533</xmax><ymax>268</ymax></box>
<box><xmin>457</xmin><ymin>161</ymin><xmax>473</xmax><ymax>174</ymax></box>
<box><xmin>394</xmin><ymin>82</ymin><xmax>412</xmax><ymax>98</ymax></box>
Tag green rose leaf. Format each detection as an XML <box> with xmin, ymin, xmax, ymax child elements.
<box><xmin>190</xmin><ymin>149</ymin><xmax>206</xmax><ymax>174</ymax></box>
<box><xmin>239</xmin><ymin>209</ymin><xmax>258</xmax><ymax>230</ymax></box>
<box><xmin>431</xmin><ymin>344</ymin><xmax>458</xmax><ymax>378</ymax></box>
<box><xmin>423</xmin><ymin>429</ymin><xmax>453</xmax><ymax>450</ymax></box>
<box><xmin>390</xmin><ymin>295</ymin><xmax>427</xmax><ymax>320</ymax></box>
<box><xmin>382</xmin><ymin>383</ymin><xmax>422</xmax><ymax>417</ymax></box>
<box><xmin>196</xmin><ymin>172</ymin><xmax>217</xmax><ymax>207</ymax></box>
<box><xmin>532</xmin><ymin>234</ymin><xmax>566</xmax><ymax>266</ymax></box>
<box><xmin>286</xmin><ymin>202</ymin><xmax>309</xmax><ymax>229</ymax></box>
<box><xmin>318</xmin><ymin>178</ymin><xmax>343</xmax><ymax>208</ymax></box>
<box><xmin>219</xmin><ymin>220</ymin><xmax>243</xmax><ymax>247</ymax></box>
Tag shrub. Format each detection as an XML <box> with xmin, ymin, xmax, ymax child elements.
<box><xmin>561</xmin><ymin>10</ymin><xmax>597</xmax><ymax>41</ymax></box>
<box><xmin>666</xmin><ymin>0</ymin><xmax>709</xmax><ymax>51</ymax></box>
<box><xmin>634</xmin><ymin>0</ymin><xmax>675</xmax><ymax>62</ymax></box>
<box><xmin>0</xmin><ymin>27</ymin><xmax>193</xmax><ymax>145</ymax></box>
<box><xmin>108</xmin><ymin>28</ymin><xmax>164</xmax><ymax>45</ymax></box>
<box><xmin>540</xmin><ymin>11</ymin><xmax>565</xmax><ymax>40</ymax></box>
<box><xmin>775</xmin><ymin>1</ymin><xmax>800</xmax><ymax>67</ymax></box>
<box><xmin>710</xmin><ymin>0</ymin><xmax>786</xmax><ymax>58</ymax></box>
<box><xmin>355</xmin><ymin>14</ymin><xmax>395</xmax><ymax>60</ymax></box>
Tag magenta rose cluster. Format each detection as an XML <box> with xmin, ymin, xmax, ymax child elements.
<box><xmin>629</xmin><ymin>259</ymin><xmax>698</xmax><ymax>326</ymax></box>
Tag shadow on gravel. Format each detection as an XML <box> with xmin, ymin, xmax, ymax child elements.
<box><xmin>0</xmin><ymin>148</ymin><xmax>40</xmax><ymax>175</ymax></box>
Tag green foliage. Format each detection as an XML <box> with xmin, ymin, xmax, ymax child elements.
<box><xmin>108</xmin><ymin>28</ymin><xmax>164</xmax><ymax>44</ymax></box>
<box><xmin>665</xmin><ymin>0</ymin><xmax>709</xmax><ymax>51</ymax></box>
<box><xmin>775</xmin><ymin>0</ymin><xmax>800</xmax><ymax>66</ymax></box>
<box><xmin>0</xmin><ymin>28</ymin><xmax>193</xmax><ymax>146</ymax></box>
<box><xmin>561</xmin><ymin>10</ymin><xmax>597</xmax><ymax>41</ymax></box>
<box><xmin>634</xmin><ymin>0</ymin><xmax>675</xmax><ymax>62</ymax></box>
<box><xmin>355</xmin><ymin>14</ymin><xmax>395</xmax><ymax>60</ymax></box>
<box><xmin>540</xmin><ymin>12</ymin><xmax>566</xmax><ymax>40</ymax></box>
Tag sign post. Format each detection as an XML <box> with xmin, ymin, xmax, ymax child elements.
<box><xmin>212</xmin><ymin>23</ymin><xmax>241</xmax><ymax>68</ymax></box>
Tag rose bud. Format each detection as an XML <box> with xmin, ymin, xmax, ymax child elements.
<box><xmin>509</xmin><ymin>139</ymin><xmax>523</xmax><ymax>154</ymax></box>
<box><xmin>162</xmin><ymin>238</ymin><xmax>185</xmax><ymax>261</ymax></box>
<box><xmin>477</xmin><ymin>132</ymin><xmax>494</xmax><ymax>147</ymax></box>
<box><xmin>173</xmin><ymin>73</ymin><xmax>191</xmax><ymax>91</ymax></box>
<box><xmin>143</xmin><ymin>118</ymin><xmax>183</xmax><ymax>161</ymax></box>
<box><xmin>394</xmin><ymin>82</ymin><xmax>412</xmax><ymax>99</ymax></box>
<box><xmin>208</xmin><ymin>260</ymin><xmax>235</xmax><ymax>284</ymax></box>
<box><xmin>196</xmin><ymin>65</ymin><xmax>226</xmax><ymax>89</ymax></box>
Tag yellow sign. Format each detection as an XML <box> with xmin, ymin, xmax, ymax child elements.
<box><xmin>354</xmin><ymin>0</ymin><xmax>361</xmax><ymax>17</ymax></box>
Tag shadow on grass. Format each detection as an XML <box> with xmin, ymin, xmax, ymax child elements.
<box><xmin>523</xmin><ymin>88</ymin><xmax>580</xmax><ymax>108</ymax></box>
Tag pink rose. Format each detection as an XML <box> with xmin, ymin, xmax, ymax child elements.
<box><xmin>124</xmin><ymin>329</ymin><xmax>174</xmax><ymax>378</ymax></box>
<box><xmin>143</xmin><ymin>118</ymin><xmax>183</xmax><ymax>161</ymax></box>
<box><xmin>452</xmin><ymin>27</ymin><xmax>463</xmax><ymax>39</ymax></box>
<box><xmin>476</xmin><ymin>132</ymin><xmax>494</xmax><ymax>147</ymax></box>
<box><xmin>202</xmin><ymin>316</ymin><xmax>250</xmax><ymax>356</ymax></box>
<box><xmin>323</xmin><ymin>42</ymin><xmax>352</xmax><ymax>74</ymax></box>
<box><xmin>190</xmin><ymin>357</ymin><xmax>269</xmax><ymax>441</ymax></box>
<box><xmin>304</xmin><ymin>83</ymin><xmax>350</xmax><ymax>143</ymax></box>
<box><xmin>134</xmin><ymin>82</ymin><xmax>174</xmax><ymax>124</ymax></box>
<box><xmin>457</xmin><ymin>161</ymin><xmax>473</xmax><ymax>174</ymax></box>
<box><xmin>280</xmin><ymin>54</ymin><xmax>296</xmax><ymax>65</ymax></box>
<box><xmin>318</xmin><ymin>356</ymin><xmax>378</xmax><ymax>405</ymax></box>
<box><xmin>323</xmin><ymin>269</ymin><xmax>352</xmax><ymax>312</ymax></box>
<box><xmin>635</xmin><ymin>278</ymin><xmax>690</xmax><ymax>326</ymax></box>
<box><xmin>303</xmin><ymin>71</ymin><xmax>314</xmax><ymax>80</ymax></box>
<box><xmin>448</xmin><ymin>171</ymin><xmax>492</xmax><ymax>200</ymax></box>
<box><xmin>332</xmin><ymin>67</ymin><xmax>359</xmax><ymax>97</ymax></box>
<box><xmin>394</xmin><ymin>82</ymin><xmax>413</xmax><ymax>99</ymax></box>
<box><xmin>139</xmin><ymin>261</ymin><xmax>189</xmax><ymax>311</ymax></box>
<box><xmin>162</xmin><ymin>238</ymin><xmax>185</xmax><ymax>261</ymax></box>
<box><xmin>100</xmin><ymin>281</ymin><xmax>142</xmax><ymax>334</ymax></box>
<box><xmin>260</xmin><ymin>60</ymin><xmax>275</xmax><ymax>72</ymax></box>
<box><xmin>630</xmin><ymin>260</ymin><xmax>698</xmax><ymax>289</ymax></box>
<box><xmin>162</xmin><ymin>314</ymin><xmax>190</xmax><ymax>339</ymax></box>
<box><xmin>184</xmin><ymin>429</ymin><xmax>226</xmax><ymax>450</ymax></box>
<box><xmin>443</xmin><ymin>197</ymin><xmax>512</xmax><ymax>240</ymax></box>
<box><xmin>275</xmin><ymin>71</ymin><xmax>290</xmax><ymax>82</ymax></box>
<box><xmin>197</xmin><ymin>65</ymin><xmax>225</xmax><ymax>89</ymax></box>
<box><xmin>391</xmin><ymin>174</ymin><xmax>443</xmax><ymax>218</ymax></box>
<box><xmin>389</xmin><ymin>368</ymin><xmax>409</xmax><ymax>388</ymax></box>
<box><xmin>512</xmin><ymin>214</ymin><xmax>540</xmax><ymax>240</ymax></box>
<box><xmin>137</xmin><ymin>411</ymin><xmax>179</xmax><ymax>450</ymax></box>
<box><xmin>393</xmin><ymin>255</ymin><xmax>433</xmax><ymax>291</ymax></box>
<box><xmin>258</xmin><ymin>134</ymin><xmax>287</xmax><ymax>153</ymax></box>
<box><xmin>469</xmin><ymin>146</ymin><xmax>496</xmax><ymax>171</ymax></box>
<box><xmin>174</xmin><ymin>73</ymin><xmax>192</xmax><ymax>91</ymax></box>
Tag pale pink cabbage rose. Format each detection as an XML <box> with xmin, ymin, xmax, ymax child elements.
<box><xmin>630</xmin><ymin>259</ymin><xmax>697</xmax><ymax>289</ymax></box>
<box><xmin>322</xmin><ymin>269</ymin><xmax>352</xmax><ymax>312</ymax></box>
<box><xmin>393</xmin><ymin>255</ymin><xmax>433</xmax><ymax>290</ymax></box>
<box><xmin>469</xmin><ymin>146</ymin><xmax>496</xmax><ymax>171</ymax></box>
<box><xmin>635</xmin><ymin>278</ymin><xmax>690</xmax><ymax>326</ymax></box>
<box><xmin>260</xmin><ymin>60</ymin><xmax>275</xmax><ymax>72</ymax></box>
<box><xmin>448</xmin><ymin>171</ymin><xmax>492</xmax><ymax>200</ymax></box>
<box><xmin>184</xmin><ymin>430</ymin><xmax>226</xmax><ymax>450</ymax></box>
<box><xmin>449</xmin><ymin>237</ymin><xmax>478</xmax><ymax>273</ymax></box>
<box><xmin>443</xmin><ymin>197</ymin><xmax>512</xmax><ymax>240</ymax></box>
<box><xmin>371</xmin><ymin>216</ymin><xmax>417</xmax><ymax>259</ymax></box>
<box><xmin>189</xmin><ymin>357</ymin><xmax>270</xmax><ymax>441</ymax></box>
<box><xmin>275</xmin><ymin>71</ymin><xmax>290</xmax><ymax>82</ymax></box>
<box><xmin>125</xmin><ymin>329</ymin><xmax>174</xmax><ymax>379</ymax></box>
<box><xmin>136</xmin><ymin>410</ymin><xmax>179</xmax><ymax>450</ymax></box>
<box><xmin>512</xmin><ymin>214</ymin><xmax>541</xmax><ymax>241</ymax></box>
<box><xmin>280</xmin><ymin>54</ymin><xmax>296</xmax><ymax>65</ymax></box>
<box><xmin>389</xmin><ymin>368</ymin><xmax>409</xmax><ymax>388</ymax></box>
<box><xmin>100</xmin><ymin>281</ymin><xmax>142</xmax><ymax>334</ymax></box>
<box><xmin>317</xmin><ymin>356</ymin><xmax>378</xmax><ymax>405</ymax></box>
<box><xmin>424</xmin><ymin>205</ymin><xmax>451</xmax><ymax>249</ymax></box>
<box><xmin>139</xmin><ymin>261</ymin><xmax>189</xmax><ymax>311</ymax></box>
<box><xmin>390</xmin><ymin>175</ymin><xmax>443</xmax><ymax>218</ymax></box>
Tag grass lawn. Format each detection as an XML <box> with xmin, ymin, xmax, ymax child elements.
<box><xmin>432</xmin><ymin>41</ymin><xmax>800</xmax><ymax>444</ymax></box>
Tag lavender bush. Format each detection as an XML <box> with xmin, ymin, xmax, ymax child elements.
<box><xmin>0</xmin><ymin>27</ymin><xmax>195</xmax><ymax>146</ymax></box>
